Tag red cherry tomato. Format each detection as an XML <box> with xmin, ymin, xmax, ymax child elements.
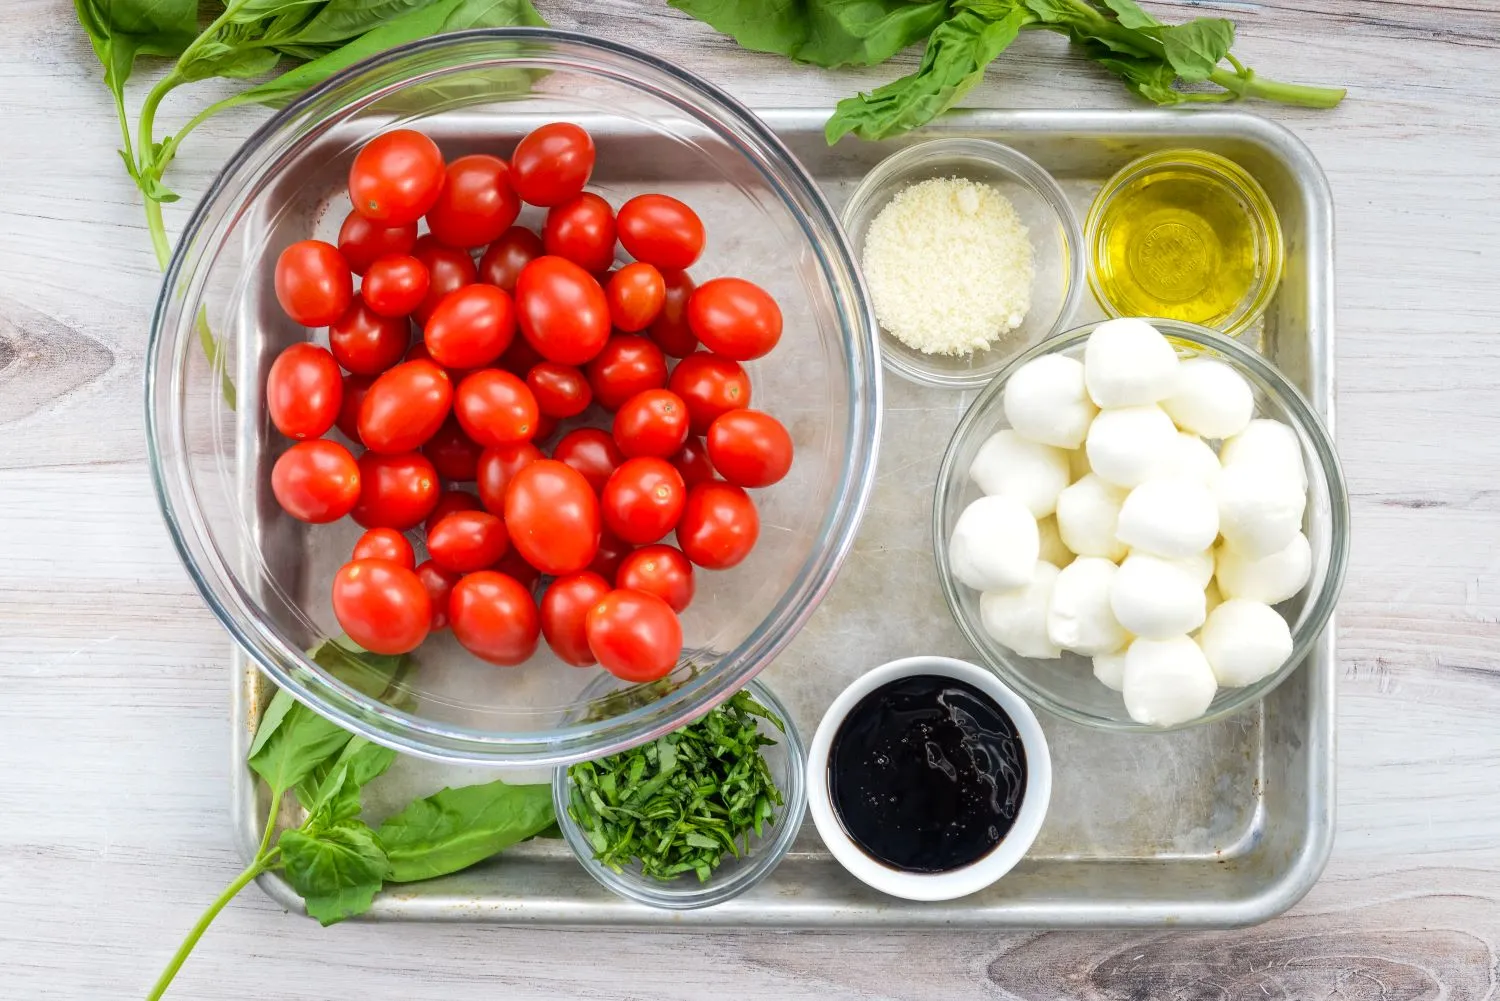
<box><xmin>275</xmin><ymin>240</ymin><xmax>353</xmax><ymax>327</ymax></box>
<box><xmin>676</xmin><ymin>481</ymin><xmax>758</xmax><ymax>569</ymax></box>
<box><xmin>271</xmin><ymin>440</ymin><xmax>361</xmax><ymax>523</ymax></box>
<box><xmin>424</xmin><ymin>154</ymin><xmax>520</xmax><ymax>249</ymax></box>
<box><xmin>617</xmin><ymin>194</ymin><xmax>705</xmax><ymax>271</ymax></box>
<box><xmin>514</xmin><ymin>256</ymin><xmax>611</xmax><ymax>365</ymax></box>
<box><xmin>584</xmin><ymin>334</ymin><xmax>668</xmax><ymax>412</ymax></box>
<box><xmin>351</xmin><ymin>451</ymin><xmax>439</xmax><ymax>530</ymax></box>
<box><xmin>428</xmin><ymin>510</ymin><xmax>509</xmax><ymax>573</ymax></box>
<box><xmin>449</xmin><ymin>571</ymin><xmax>540</xmax><ymax>665</ymax></box>
<box><xmin>552</xmin><ymin>427</ymin><xmax>623</xmax><ymax>494</ymax></box>
<box><xmin>586</xmin><ymin>589</ymin><xmax>682</xmax><ymax>683</ymax></box>
<box><xmin>494</xmin><ymin>550</ymin><xmax>542</xmax><ymax>592</ymax></box>
<box><xmin>337</xmin><ymin>210</ymin><xmax>418</xmax><ymax>276</ymax></box>
<box><xmin>424</xmin><ymin>488</ymin><xmax>482</xmax><ymax>535</ymax></box>
<box><xmin>362</xmin><ymin>255</ymin><xmax>429</xmax><ymax>318</ymax></box>
<box><xmin>646</xmin><ymin>269</ymin><xmax>698</xmax><ymax>357</ymax></box>
<box><xmin>415</xmin><ymin>559</ymin><xmax>461</xmax><ymax>630</ymax></box>
<box><xmin>526</xmin><ymin>362</ymin><xmax>592</xmax><ymax>418</ymax></box>
<box><xmin>332</xmin><ymin>558</ymin><xmax>431</xmax><ymax>654</ymax></box>
<box><xmin>454</xmin><ymin>369</ymin><xmax>538</xmax><ymax>447</ymax></box>
<box><xmin>605</xmin><ymin>262</ymin><xmax>666</xmax><ymax>333</ymax></box>
<box><xmin>336</xmin><ymin>373</ymin><xmax>375</xmax><ymax>443</ymax></box>
<box><xmin>412</xmin><ymin>236</ymin><xmax>479</xmax><ymax>327</ymax></box>
<box><xmin>510</xmin><ymin>122</ymin><xmax>595</xmax><ymax>207</ymax></box>
<box><xmin>479</xmin><ymin>226</ymin><xmax>545</xmax><ymax>292</ymax></box>
<box><xmin>706</xmin><ymin>409</ymin><xmax>794</xmax><ymax>488</ymax></box>
<box><xmin>352</xmin><ymin>527</ymin><xmax>416</xmax><ymax>570</ymax></box>
<box><xmin>503</xmin><ymin>459</ymin><xmax>600</xmax><ymax>575</ymax></box>
<box><xmin>617</xmin><ymin>544</ymin><xmax>695</xmax><ymax>613</ymax></box>
<box><xmin>329</xmin><ymin>295</ymin><xmax>410</xmax><ymax>375</ymax></box>
<box><xmin>540</xmin><ymin>571</ymin><xmax>612</xmax><ymax>666</ymax></box>
<box><xmin>613</xmin><ymin>388</ymin><xmax>689</xmax><ymax>459</ymax></box>
<box><xmin>423</xmin><ymin>284</ymin><xmax>515</xmax><ymax>369</ymax></box>
<box><xmin>349</xmin><ymin>129</ymin><xmax>445</xmax><ymax>226</ymax></box>
<box><xmin>357</xmin><ymin>359</ymin><xmax>452</xmax><ymax>454</ymax></box>
<box><xmin>601</xmin><ymin>457</ymin><xmax>686</xmax><ymax>545</ymax></box>
<box><xmin>533</xmin><ymin>413</ymin><xmax>559</xmax><ymax>444</ymax></box>
<box><xmin>543</xmin><ymin>192</ymin><xmax>616</xmax><ymax>274</ymax></box>
<box><xmin>267</xmin><ymin>343</ymin><xmax>342</xmax><ymax>440</ymax></box>
<box><xmin>421</xmin><ymin>416</ymin><xmax>481</xmax><ymax>481</ymax></box>
<box><xmin>668</xmin><ymin>352</ymin><xmax>751</xmax><ymax>434</ymax></box>
<box><xmin>670</xmin><ymin>436</ymin><xmax>717</xmax><ymax>487</ymax></box>
<box><xmin>476</xmin><ymin>441</ymin><xmax>543</xmax><ymax>514</ymax></box>
<box><xmin>687</xmin><ymin>278</ymin><xmax>782</xmax><ymax>360</ymax></box>
<box><xmin>588</xmin><ymin>526</ymin><xmax>632</xmax><ymax>581</ymax></box>
<box><xmin>497</xmin><ymin>334</ymin><xmax>544</xmax><ymax>375</ymax></box>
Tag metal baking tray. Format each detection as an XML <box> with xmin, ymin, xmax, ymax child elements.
<box><xmin>231</xmin><ymin>108</ymin><xmax>1335</xmax><ymax>928</ymax></box>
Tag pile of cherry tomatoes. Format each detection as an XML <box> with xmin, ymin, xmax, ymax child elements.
<box><xmin>265</xmin><ymin>123</ymin><xmax>793</xmax><ymax>683</ymax></box>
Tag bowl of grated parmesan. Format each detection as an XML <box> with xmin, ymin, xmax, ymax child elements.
<box><xmin>843</xmin><ymin>139</ymin><xmax>1084</xmax><ymax>390</ymax></box>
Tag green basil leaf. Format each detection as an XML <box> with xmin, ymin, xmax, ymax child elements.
<box><xmin>226</xmin><ymin>0</ymin><xmax>327</xmax><ymax>23</ymax></box>
<box><xmin>1092</xmin><ymin>49</ymin><xmax>1185</xmax><ymax>104</ymax></box>
<box><xmin>1158</xmin><ymin>17</ymin><xmax>1233</xmax><ymax>82</ymax></box>
<box><xmin>296</xmin><ymin>736</ymin><xmax>397</xmax><ymax>826</ymax></box>
<box><xmin>74</xmin><ymin>0</ymin><xmax>198</xmax><ymax>93</ymax></box>
<box><xmin>278</xmin><ymin>821</ymin><xmax>388</xmax><ymax>925</ymax></box>
<box><xmin>309</xmin><ymin>636</ymin><xmax>411</xmax><ymax>699</ymax></box>
<box><xmin>293</xmin><ymin>0</ymin><xmax>438</xmax><ymax>44</ymax></box>
<box><xmin>248</xmin><ymin>696</ymin><xmax>354</xmax><ymax>798</ymax></box>
<box><xmin>376</xmin><ymin>780</ymin><xmax>555</xmax><ymax>883</ymax></box>
<box><xmin>439</xmin><ymin>0</ymin><xmax>546</xmax><ymax>30</ymax></box>
<box><xmin>669</xmin><ymin>0</ymin><xmax>948</xmax><ymax>69</ymax></box>
<box><xmin>1097</xmin><ymin>0</ymin><xmax>1159</xmax><ymax>29</ymax></box>
<box><xmin>178</xmin><ymin>40</ymin><xmax>281</xmax><ymax>82</ymax></box>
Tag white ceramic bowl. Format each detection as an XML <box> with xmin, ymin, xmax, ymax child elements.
<box><xmin>805</xmin><ymin>656</ymin><xmax>1051</xmax><ymax>901</ymax></box>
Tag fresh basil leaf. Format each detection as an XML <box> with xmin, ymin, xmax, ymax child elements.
<box><xmin>1158</xmin><ymin>17</ymin><xmax>1233</xmax><ymax>82</ymax></box>
<box><xmin>293</xmin><ymin>0</ymin><xmax>437</xmax><ymax>44</ymax></box>
<box><xmin>1092</xmin><ymin>50</ymin><xmax>1185</xmax><ymax>104</ymax></box>
<box><xmin>74</xmin><ymin>0</ymin><xmax>198</xmax><ymax>92</ymax></box>
<box><xmin>440</xmin><ymin>0</ymin><xmax>546</xmax><ymax>30</ymax></box>
<box><xmin>1097</xmin><ymin>0</ymin><xmax>1159</xmax><ymax>30</ymax></box>
<box><xmin>248</xmin><ymin>697</ymin><xmax>354</xmax><ymax>797</ymax></box>
<box><xmin>226</xmin><ymin>0</ymin><xmax>327</xmax><ymax>23</ymax></box>
<box><xmin>178</xmin><ymin>40</ymin><xmax>282</xmax><ymax>82</ymax></box>
<box><xmin>296</xmin><ymin>737</ymin><xmax>397</xmax><ymax>826</ymax></box>
<box><xmin>376</xmin><ymin>780</ymin><xmax>555</xmax><ymax>883</ymax></box>
<box><xmin>669</xmin><ymin>0</ymin><xmax>948</xmax><ymax>69</ymax></box>
<box><xmin>278</xmin><ymin>821</ymin><xmax>388</xmax><ymax>925</ymax></box>
<box><xmin>309</xmin><ymin>636</ymin><xmax>410</xmax><ymax>699</ymax></box>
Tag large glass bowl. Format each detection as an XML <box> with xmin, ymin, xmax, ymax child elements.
<box><xmin>933</xmin><ymin>319</ymin><xmax>1349</xmax><ymax>731</ymax></box>
<box><xmin>146</xmin><ymin>29</ymin><xmax>881</xmax><ymax>765</ymax></box>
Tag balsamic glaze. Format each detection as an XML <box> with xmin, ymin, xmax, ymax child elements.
<box><xmin>828</xmin><ymin>675</ymin><xmax>1027</xmax><ymax>873</ymax></box>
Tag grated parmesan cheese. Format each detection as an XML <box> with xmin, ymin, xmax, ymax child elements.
<box><xmin>862</xmin><ymin>177</ymin><xmax>1034</xmax><ymax>356</ymax></box>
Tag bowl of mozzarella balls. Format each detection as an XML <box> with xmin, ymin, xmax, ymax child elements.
<box><xmin>934</xmin><ymin>318</ymin><xmax>1349</xmax><ymax>731</ymax></box>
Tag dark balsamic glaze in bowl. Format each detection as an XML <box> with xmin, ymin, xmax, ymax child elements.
<box><xmin>828</xmin><ymin>675</ymin><xmax>1027</xmax><ymax>873</ymax></box>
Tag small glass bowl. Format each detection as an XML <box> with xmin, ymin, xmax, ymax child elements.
<box><xmin>552</xmin><ymin>677</ymin><xmax>807</xmax><ymax>909</ymax></box>
<box><xmin>933</xmin><ymin>319</ymin><xmax>1350</xmax><ymax>732</ymax></box>
<box><xmin>841</xmin><ymin>139</ymin><xmax>1084</xmax><ymax>390</ymax></box>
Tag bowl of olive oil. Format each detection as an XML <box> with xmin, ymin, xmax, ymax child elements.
<box><xmin>1085</xmin><ymin>149</ymin><xmax>1283</xmax><ymax>336</ymax></box>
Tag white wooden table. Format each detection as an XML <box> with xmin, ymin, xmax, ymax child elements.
<box><xmin>4</xmin><ymin>1</ymin><xmax>1499</xmax><ymax>997</ymax></box>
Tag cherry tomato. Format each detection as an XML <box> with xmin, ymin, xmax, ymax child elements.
<box><xmin>335</xmin><ymin>373</ymin><xmax>375</xmax><ymax>443</ymax></box>
<box><xmin>271</xmin><ymin>440</ymin><xmax>361</xmax><ymax>523</ymax></box>
<box><xmin>362</xmin><ymin>255</ymin><xmax>429</xmax><ymax>318</ymax></box>
<box><xmin>352</xmin><ymin>527</ymin><xmax>416</xmax><ymax>570</ymax></box>
<box><xmin>412</xmin><ymin>236</ymin><xmax>479</xmax><ymax>327</ymax></box>
<box><xmin>424</xmin><ymin>488</ymin><xmax>482</xmax><ymax>535</ymax></box>
<box><xmin>428</xmin><ymin>510</ymin><xmax>509</xmax><ymax>573</ymax></box>
<box><xmin>423</xmin><ymin>284</ymin><xmax>515</xmax><ymax>369</ymax></box>
<box><xmin>586</xmin><ymin>589</ymin><xmax>682</xmax><ymax>683</ymax></box>
<box><xmin>646</xmin><ymin>269</ymin><xmax>698</xmax><ymax>357</ymax></box>
<box><xmin>332</xmin><ymin>558</ymin><xmax>431</xmax><ymax>654</ymax></box>
<box><xmin>475</xmin><ymin>441</ymin><xmax>542</xmax><ymax>514</ymax></box>
<box><xmin>676</xmin><ymin>481</ymin><xmax>758</xmax><ymax>569</ymax></box>
<box><xmin>542</xmin><ymin>192</ymin><xmax>616</xmax><ymax>274</ymax></box>
<box><xmin>617</xmin><ymin>194</ymin><xmax>705</xmax><ymax>271</ymax></box>
<box><xmin>267</xmin><ymin>343</ymin><xmax>342</xmax><ymax>440</ymax></box>
<box><xmin>415</xmin><ymin>559</ymin><xmax>461</xmax><ymax>630</ymax></box>
<box><xmin>454</xmin><ymin>369</ymin><xmax>538</xmax><ymax>447</ymax></box>
<box><xmin>510</xmin><ymin>122</ymin><xmax>595</xmax><ymax>207</ymax></box>
<box><xmin>503</xmin><ymin>459</ymin><xmax>600</xmax><ymax>575</ymax></box>
<box><xmin>497</xmin><ymin>334</ymin><xmax>544</xmax><ymax>375</ymax></box>
<box><xmin>670</xmin><ymin>436</ymin><xmax>717</xmax><ymax>487</ymax></box>
<box><xmin>613</xmin><ymin>388</ymin><xmax>689</xmax><ymax>459</ymax></box>
<box><xmin>449</xmin><ymin>570</ymin><xmax>540</xmax><ymax>665</ymax></box>
<box><xmin>329</xmin><ymin>295</ymin><xmax>410</xmax><ymax>375</ymax></box>
<box><xmin>706</xmin><ymin>409</ymin><xmax>794</xmax><ymax>489</ymax></box>
<box><xmin>617</xmin><ymin>544</ymin><xmax>694</xmax><ymax>613</ymax></box>
<box><xmin>687</xmin><ymin>278</ymin><xmax>782</xmax><ymax>360</ymax></box>
<box><xmin>479</xmin><ymin>226</ymin><xmax>545</xmax><ymax>292</ymax></box>
<box><xmin>348</xmin><ymin>129</ymin><xmax>445</xmax><ymax>226</ymax></box>
<box><xmin>533</xmin><ymin>413</ymin><xmax>559</xmax><ymax>444</ymax></box>
<box><xmin>539</xmin><ymin>572</ymin><xmax>612</xmax><ymax>666</ymax></box>
<box><xmin>422</xmin><ymin>416</ymin><xmax>481</xmax><ymax>481</ymax></box>
<box><xmin>337</xmin><ymin>210</ymin><xmax>418</xmax><ymax>276</ymax></box>
<box><xmin>668</xmin><ymin>352</ymin><xmax>751</xmax><ymax>435</ymax></box>
<box><xmin>514</xmin><ymin>256</ymin><xmax>611</xmax><ymax>365</ymax></box>
<box><xmin>351</xmin><ymin>451</ymin><xmax>439</xmax><ymax>530</ymax></box>
<box><xmin>605</xmin><ymin>262</ymin><xmax>666</xmax><ymax>333</ymax></box>
<box><xmin>584</xmin><ymin>334</ymin><xmax>668</xmax><ymax>411</ymax></box>
<box><xmin>424</xmin><ymin>154</ymin><xmax>520</xmax><ymax>249</ymax></box>
<box><xmin>601</xmin><ymin>457</ymin><xmax>686</xmax><ymax>546</ymax></box>
<box><xmin>494</xmin><ymin>550</ymin><xmax>542</xmax><ymax>592</ymax></box>
<box><xmin>588</xmin><ymin>526</ymin><xmax>632</xmax><ymax>581</ymax></box>
<box><xmin>357</xmin><ymin>359</ymin><xmax>452</xmax><ymax>454</ymax></box>
<box><xmin>552</xmin><ymin>427</ymin><xmax>623</xmax><ymax>494</ymax></box>
<box><xmin>275</xmin><ymin>240</ymin><xmax>353</xmax><ymax>327</ymax></box>
<box><xmin>526</xmin><ymin>362</ymin><xmax>591</xmax><ymax>418</ymax></box>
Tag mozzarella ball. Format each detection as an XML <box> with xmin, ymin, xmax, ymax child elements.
<box><xmin>1122</xmin><ymin>636</ymin><xmax>1218</xmax><ymax>727</ymax></box>
<box><xmin>1084</xmin><ymin>318</ymin><xmax>1180</xmax><ymax>408</ymax></box>
<box><xmin>1216</xmin><ymin>532</ymin><xmax>1312</xmax><ymax>604</ymax></box>
<box><xmin>1199</xmin><ymin>599</ymin><xmax>1293</xmax><ymax>687</ymax></box>
<box><xmin>1162</xmin><ymin>358</ymin><xmax>1254</xmax><ymax>439</ymax></box>
<box><xmin>1158</xmin><ymin>432</ymin><xmax>1222</xmax><ymax>484</ymax></box>
<box><xmin>968</xmin><ymin>430</ymin><xmax>1070</xmax><ymax>517</ymax></box>
<box><xmin>1110</xmin><ymin>553</ymin><xmax>1206</xmax><ymax>640</ymax></box>
<box><xmin>1003</xmin><ymin>354</ymin><xmax>1099</xmax><ymax>449</ymax></box>
<box><xmin>1175</xmin><ymin>549</ymin><xmax>1216</xmax><ymax>590</ymax></box>
<box><xmin>1037</xmin><ymin>516</ymin><xmax>1074</xmax><ymax>569</ymax></box>
<box><xmin>1220</xmin><ymin>418</ymin><xmax>1307</xmax><ymax>487</ymax></box>
<box><xmin>1214</xmin><ymin>463</ymin><xmax>1306</xmax><ymax>558</ymax></box>
<box><xmin>1055</xmin><ymin>474</ymin><xmax>1128</xmax><ymax>561</ymax></box>
<box><xmin>949</xmin><ymin>495</ymin><xmax>1039</xmax><ymax>592</ymax></box>
<box><xmin>1115</xmin><ymin>477</ymin><xmax>1221</xmax><ymax>558</ymax></box>
<box><xmin>1067</xmin><ymin>447</ymin><xmax>1092</xmax><ymax>482</ymax></box>
<box><xmin>1093</xmin><ymin>649</ymin><xmax>1128</xmax><ymax>691</ymax></box>
<box><xmin>981</xmin><ymin>561</ymin><xmax>1062</xmax><ymax>659</ymax></box>
<box><xmin>1086</xmin><ymin>404</ymin><xmax>1178</xmax><ymax>488</ymax></box>
<box><xmin>1047</xmin><ymin>557</ymin><xmax>1130</xmax><ymax>656</ymax></box>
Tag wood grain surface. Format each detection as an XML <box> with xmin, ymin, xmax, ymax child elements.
<box><xmin>3</xmin><ymin>0</ymin><xmax>1499</xmax><ymax>997</ymax></box>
